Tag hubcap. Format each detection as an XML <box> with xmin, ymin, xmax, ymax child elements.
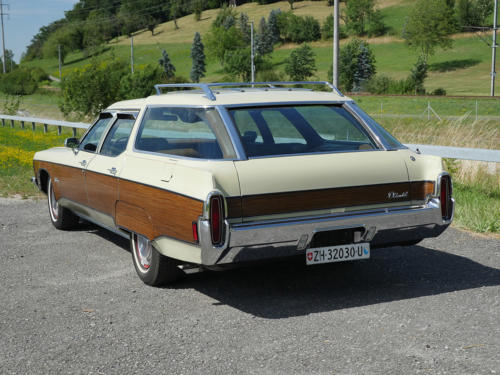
<box><xmin>49</xmin><ymin>181</ymin><xmax>59</xmax><ymax>220</ymax></box>
<box><xmin>135</xmin><ymin>234</ymin><xmax>152</xmax><ymax>270</ymax></box>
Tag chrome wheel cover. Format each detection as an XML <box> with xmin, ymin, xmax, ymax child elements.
<box><xmin>134</xmin><ymin>234</ymin><xmax>152</xmax><ymax>272</ymax></box>
<box><xmin>48</xmin><ymin>180</ymin><xmax>59</xmax><ymax>221</ymax></box>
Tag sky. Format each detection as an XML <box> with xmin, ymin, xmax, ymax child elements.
<box><xmin>5</xmin><ymin>0</ymin><xmax>79</xmax><ymax>63</ymax></box>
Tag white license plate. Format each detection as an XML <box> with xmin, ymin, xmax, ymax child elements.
<box><xmin>306</xmin><ymin>243</ymin><xmax>370</xmax><ymax>265</ymax></box>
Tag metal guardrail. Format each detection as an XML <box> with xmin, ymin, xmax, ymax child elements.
<box><xmin>0</xmin><ymin>114</ymin><xmax>89</xmax><ymax>136</ymax></box>
<box><xmin>0</xmin><ymin>114</ymin><xmax>498</xmax><ymax>163</ymax></box>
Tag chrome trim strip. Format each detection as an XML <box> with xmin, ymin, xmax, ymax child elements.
<box><xmin>222</xmin><ymin>100</ymin><xmax>347</xmax><ymax>108</ymax></box>
<box><xmin>216</xmin><ymin>106</ymin><xmax>247</xmax><ymax>160</ymax></box>
<box><xmin>344</xmin><ymin>101</ymin><xmax>389</xmax><ymax>151</ymax></box>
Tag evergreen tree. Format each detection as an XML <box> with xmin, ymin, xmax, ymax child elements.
<box><xmin>267</xmin><ymin>9</ymin><xmax>281</xmax><ymax>44</ymax></box>
<box><xmin>190</xmin><ymin>32</ymin><xmax>206</xmax><ymax>83</ymax></box>
<box><xmin>159</xmin><ymin>50</ymin><xmax>176</xmax><ymax>78</ymax></box>
<box><xmin>409</xmin><ymin>57</ymin><xmax>428</xmax><ymax>94</ymax></box>
<box><xmin>285</xmin><ymin>44</ymin><xmax>317</xmax><ymax>81</ymax></box>
<box><xmin>353</xmin><ymin>42</ymin><xmax>376</xmax><ymax>92</ymax></box>
<box><xmin>239</xmin><ymin>13</ymin><xmax>251</xmax><ymax>44</ymax></box>
<box><xmin>256</xmin><ymin>17</ymin><xmax>274</xmax><ymax>56</ymax></box>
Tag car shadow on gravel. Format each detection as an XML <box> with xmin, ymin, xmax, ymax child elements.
<box><xmin>174</xmin><ymin>245</ymin><xmax>500</xmax><ymax>319</ymax></box>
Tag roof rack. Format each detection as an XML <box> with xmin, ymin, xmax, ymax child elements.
<box><xmin>153</xmin><ymin>81</ymin><xmax>344</xmax><ymax>101</ymax></box>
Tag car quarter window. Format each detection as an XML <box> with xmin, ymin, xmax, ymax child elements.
<box><xmin>79</xmin><ymin>115</ymin><xmax>113</xmax><ymax>153</ymax></box>
<box><xmin>229</xmin><ymin>105</ymin><xmax>379</xmax><ymax>158</ymax></box>
<box><xmin>100</xmin><ymin>116</ymin><xmax>136</xmax><ymax>157</ymax></box>
<box><xmin>135</xmin><ymin>107</ymin><xmax>236</xmax><ymax>159</ymax></box>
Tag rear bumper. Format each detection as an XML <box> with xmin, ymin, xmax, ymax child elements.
<box><xmin>198</xmin><ymin>198</ymin><xmax>454</xmax><ymax>266</ymax></box>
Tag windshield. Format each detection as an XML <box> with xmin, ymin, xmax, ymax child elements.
<box><xmin>229</xmin><ymin>105</ymin><xmax>379</xmax><ymax>158</ymax></box>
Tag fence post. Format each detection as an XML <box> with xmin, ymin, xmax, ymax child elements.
<box><xmin>43</xmin><ymin>124</ymin><xmax>48</xmax><ymax>133</ymax></box>
<box><xmin>380</xmin><ymin>102</ymin><xmax>383</xmax><ymax>114</ymax></box>
<box><xmin>21</xmin><ymin>121</ymin><xmax>25</xmax><ymax>129</ymax></box>
<box><xmin>476</xmin><ymin>100</ymin><xmax>478</xmax><ymax>121</ymax></box>
<box><xmin>58</xmin><ymin>126</ymin><xmax>62</xmax><ymax>135</ymax></box>
<box><xmin>10</xmin><ymin>119</ymin><xmax>14</xmax><ymax>128</ymax></box>
<box><xmin>72</xmin><ymin>127</ymin><xmax>77</xmax><ymax>137</ymax></box>
<box><xmin>427</xmin><ymin>101</ymin><xmax>430</xmax><ymax>121</ymax></box>
<box><xmin>1</xmin><ymin>119</ymin><xmax>4</xmax><ymax>127</ymax></box>
<box><xmin>32</xmin><ymin>122</ymin><xmax>35</xmax><ymax>131</ymax></box>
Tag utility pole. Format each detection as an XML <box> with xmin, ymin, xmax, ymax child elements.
<box><xmin>0</xmin><ymin>2</ymin><xmax>8</xmax><ymax>74</ymax></box>
<box><xmin>250</xmin><ymin>21</ymin><xmax>255</xmax><ymax>83</ymax></box>
<box><xmin>333</xmin><ymin>0</ymin><xmax>339</xmax><ymax>87</ymax></box>
<box><xmin>58</xmin><ymin>45</ymin><xmax>62</xmax><ymax>80</ymax></box>
<box><xmin>491</xmin><ymin>0</ymin><xmax>498</xmax><ymax>96</ymax></box>
<box><xmin>130</xmin><ymin>36</ymin><xmax>134</xmax><ymax>74</ymax></box>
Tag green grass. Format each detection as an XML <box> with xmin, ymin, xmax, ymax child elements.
<box><xmin>0</xmin><ymin>125</ymin><xmax>82</xmax><ymax>197</ymax></box>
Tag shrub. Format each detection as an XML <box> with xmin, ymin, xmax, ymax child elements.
<box><xmin>119</xmin><ymin>65</ymin><xmax>163</xmax><ymax>100</ymax></box>
<box><xmin>29</xmin><ymin>67</ymin><xmax>49</xmax><ymax>82</ymax></box>
<box><xmin>321</xmin><ymin>14</ymin><xmax>347</xmax><ymax>40</ymax></box>
<box><xmin>278</xmin><ymin>12</ymin><xmax>321</xmax><ymax>43</ymax></box>
<box><xmin>432</xmin><ymin>87</ymin><xmax>447</xmax><ymax>96</ymax></box>
<box><xmin>0</xmin><ymin>69</ymin><xmax>38</xmax><ymax>95</ymax></box>
<box><xmin>285</xmin><ymin>44</ymin><xmax>317</xmax><ymax>81</ymax></box>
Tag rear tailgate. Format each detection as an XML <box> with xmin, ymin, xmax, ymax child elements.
<box><xmin>233</xmin><ymin>150</ymin><xmax>411</xmax><ymax>221</ymax></box>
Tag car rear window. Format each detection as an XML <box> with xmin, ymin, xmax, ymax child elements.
<box><xmin>229</xmin><ymin>105</ymin><xmax>378</xmax><ymax>158</ymax></box>
<box><xmin>135</xmin><ymin>107</ymin><xmax>236</xmax><ymax>159</ymax></box>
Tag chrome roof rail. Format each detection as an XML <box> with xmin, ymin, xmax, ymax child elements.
<box><xmin>153</xmin><ymin>81</ymin><xmax>344</xmax><ymax>100</ymax></box>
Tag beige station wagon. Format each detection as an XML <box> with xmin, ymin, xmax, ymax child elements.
<box><xmin>32</xmin><ymin>82</ymin><xmax>454</xmax><ymax>286</ymax></box>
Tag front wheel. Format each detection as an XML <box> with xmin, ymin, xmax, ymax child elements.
<box><xmin>47</xmin><ymin>178</ymin><xmax>79</xmax><ymax>230</ymax></box>
<box><xmin>131</xmin><ymin>233</ymin><xmax>183</xmax><ymax>286</ymax></box>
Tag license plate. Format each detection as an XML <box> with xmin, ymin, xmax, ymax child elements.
<box><xmin>306</xmin><ymin>243</ymin><xmax>370</xmax><ymax>265</ymax></box>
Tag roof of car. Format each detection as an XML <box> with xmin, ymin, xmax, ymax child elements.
<box><xmin>106</xmin><ymin>83</ymin><xmax>350</xmax><ymax>110</ymax></box>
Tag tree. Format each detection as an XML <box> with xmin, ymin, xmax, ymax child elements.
<box><xmin>408</xmin><ymin>57</ymin><xmax>428</xmax><ymax>94</ymax></box>
<box><xmin>206</xmin><ymin>24</ymin><xmax>244</xmax><ymax>66</ymax></box>
<box><xmin>170</xmin><ymin>0</ymin><xmax>180</xmax><ymax>29</ymax></box>
<box><xmin>190</xmin><ymin>32</ymin><xmax>206</xmax><ymax>82</ymax></box>
<box><xmin>213</xmin><ymin>5</ymin><xmax>238</xmax><ymax>29</ymax></box>
<box><xmin>0</xmin><ymin>50</ymin><xmax>17</xmax><ymax>72</ymax></box>
<box><xmin>239</xmin><ymin>13</ymin><xmax>251</xmax><ymax>44</ymax></box>
<box><xmin>334</xmin><ymin>38</ymin><xmax>376</xmax><ymax>92</ymax></box>
<box><xmin>285</xmin><ymin>44</ymin><xmax>317</xmax><ymax>81</ymax></box>
<box><xmin>83</xmin><ymin>10</ymin><xmax>114</xmax><ymax>53</ymax></box>
<box><xmin>288</xmin><ymin>0</ymin><xmax>294</xmax><ymax>10</ymax></box>
<box><xmin>159</xmin><ymin>50</ymin><xmax>176</xmax><ymax>79</ymax></box>
<box><xmin>344</xmin><ymin>0</ymin><xmax>385</xmax><ymax>37</ymax></box>
<box><xmin>267</xmin><ymin>9</ymin><xmax>281</xmax><ymax>44</ymax></box>
<box><xmin>119</xmin><ymin>65</ymin><xmax>162</xmax><ymax>99</ymax></box>
<box><xmin>403</xmin><ymin>0</ymin><xmax>455</xmax><ymax>61</ymax></box>
<box><xmin>193</xmin><ymin>0</ymin><xmax>203</xmax><ymax>21</ymax></box>
<box><xmin>456</xmin><ymin>0</ymin><xmax>493</xmax><ymax>28</ymax></box>
<box><xmin>255</xmin><ymin>17</ymin><xmax>274</xmax><ymax>56</ymax></box>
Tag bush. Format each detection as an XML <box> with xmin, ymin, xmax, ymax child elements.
<box><xmin>285</xmin><ymin>44</ymin><xmax>317</xmax><ymax>81</ymax></box>
<box><xmin>29</xmin><ymin>67</ymin><xmax>49</xmax><ymax>82</ymax></box>
<box><xmin>278</xmin><ymin>12</ymin><xmax>321</xmax><ymax>43</ymax></box>
<box><xmin>119</xmin><ymin>65</ymin><xmax>163</xmax><ymax>100</ymax></box>
<box><xmin>432</xmin><ymin>87</ymin><xmax>447</xmax><ymax>96</ymax></box>
<box><xmin>0</xmin><ymin>69</ymin><xmax>38</xmax><ymax>95</ymax></box>
<box><xmin>60</xmin><ymin>59</ymin><xmax>128</xmax><ymax>118</ymax></box>
<box><xmin>321</xmin><ymin>14</ymin><xmax>347</xmax><ymax>40</ymax></box>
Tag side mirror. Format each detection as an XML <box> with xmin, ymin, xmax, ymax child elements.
<box><xmin>64</xmin><ymin>137</ymin><xmax>79</xmax><ymax>148</ymax></box>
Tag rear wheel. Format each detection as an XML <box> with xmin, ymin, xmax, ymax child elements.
<box><xmin>47</xmin><ymin>178</ymin><xmax>79</xmax><ymax>230</ymax></box>
<box><xmin>131</xmin><ymin>233</ymin><xmax>183</xmax><ymax>286</ymax></box>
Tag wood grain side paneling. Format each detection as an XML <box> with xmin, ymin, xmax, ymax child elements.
<box><xmin>85</xmin><ymin>171</ymin><xmax>118</xmax><ymax>216</ymax></box>
<box><xmin>34</xmin><ymin>160</ymin><xmax>87</xmax><ymax>205</ymax></box>
<box><xmin>226</xmin><ymin>197</ymin><xmax>242</xmax><ymax>219</ymax></box>
<box><xmin>410</xmin><ymin>181</ymin><xmax>435</xmax><ymax>201</ymax></box>
<box><xmin>117</xmin><ymin>179</ymin><xmax>203</xmax><ymax>244</ymax></box>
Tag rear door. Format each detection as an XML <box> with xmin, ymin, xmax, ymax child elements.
<box><xmin>85</xmin><ymin>113</ymin><xmax>137</xmax><ymax>217</ymax></box>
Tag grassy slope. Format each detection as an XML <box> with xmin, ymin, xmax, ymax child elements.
<box><xmin>20</xmin><ymin>0</ymin><xmax>499</xmax><ymax>95</ymax></box>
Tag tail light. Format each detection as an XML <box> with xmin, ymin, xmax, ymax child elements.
<box><xmin>192</xmin><ymin>222</ymin><xmax>199</xmax><ymax>243</ymax></box>
<box><xmin>209</xmin><ymin>195</ymin><xmax>224</xmax><ymax>245</ymax></box>
<box><xmin>440</xmin><ymin>174</ymin><xmax>453</xmax><ymax>220</ymax></box>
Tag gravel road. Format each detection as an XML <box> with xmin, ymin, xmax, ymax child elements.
<box><xmin>1</xmin><ymin>198</ymin><xmax>499</xmax><ymax>375</ymax></box>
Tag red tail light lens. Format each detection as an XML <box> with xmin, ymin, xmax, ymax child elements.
<box><xmin>210</xmin><ymin>195</ymin><xmax>224</xmax><ymax>245</ymax></box>
<box><xmin>192</xmin><ymin>222</ymin><xmax>199</xmax><ymax>243</ymax></box>
<box><xmin>440</xmin><ymin>175</ymin><xmax>452</xmax><ymax>220</ymax></box>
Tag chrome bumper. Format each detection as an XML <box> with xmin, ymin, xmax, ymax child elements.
<box><xmin>198</xmin><ymin>198</ymin><xmax>454</xmax><ymax>266</ymax></box>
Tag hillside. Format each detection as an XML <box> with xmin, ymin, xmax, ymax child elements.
<box><xmin>20</xmin><ymin>0</ymin><xmax>499</xmax><ymax>96</ymax></box>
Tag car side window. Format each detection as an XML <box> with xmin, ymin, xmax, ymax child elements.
<box><xmin>100</xmin><ymin>117</ymin><xmax>136</xmax><ymax>157</ymax></box>
<box><xmin>80</xmin><ymin>116</ymin><xmax>113</xmax><ymax>153</ymax></box>
<box><xmin>135</xmin><ymin>107</ymin><xmax>236</xmax><ymax>159</ymax></box>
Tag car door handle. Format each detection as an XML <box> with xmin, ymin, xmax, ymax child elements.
<box><xmin>108</xmin><ymin>167</ymin><xmax>117</xmax><ymax>175</ymax></box>
<box><xmin>79</xmin><ymin>160</ymin><xmax>87</xmax><ymax>166</ymax></box>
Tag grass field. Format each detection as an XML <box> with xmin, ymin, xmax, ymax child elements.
<box><xmin>19</xmin><ymin>0</ymin><xmax>500</xmax><ymax>96</ymax></box>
